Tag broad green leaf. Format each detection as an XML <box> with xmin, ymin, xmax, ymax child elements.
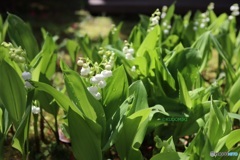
<box><xmin>103</xmin><ymin>66</ymin><xmax>128</xmax><ymax>119</ymax></box>
<box><xmin>191</xmin><ymin>32</ymin><xmax>211</xmax><ymax>72</ymax></box>
<box><xmin>61</xmin><ymin>61</ymin><xmax>106</xmax><ymax>135</ymax></box>
<box><xmin>12</xmin><ymin>101</ymin><xmax>31</xmax><ymax>155</ymax></box>
<box><xmin>68</xmin><ymin>108</ymin><xmax>102</xmax><ymax>160</ymax></box>
<box><xmin>128</xmin><ymin>80</ymin><xmax>148</xmax><ymax>113</ymax></box>
<box><xmin>115</xmin><ymin>108</ymin><xmax>152</xmax><ymax>160</ymax></box>
<box><xmin>31</xmin><ymin>34</ymin><xmax>56</xmax><ymax>81</ymax></box>
<box><xmin>7</xmin><ymin>14</ymin><xmax>39</xmax><ymax>60</ymax></box>
<box><xmin>229</xmin><ymin>76</ymin><xmax>240</xmax><ymax>111</ymax></box>
<box><xmin>177</xmin><ymin>72</ymin><xmax>192</xmax><ymax>109</ymax></box>
<box><xmin>66</xmin><ymin>39</ymin><xmax>79</xmax><ymax>63</ymax></box>
<box><xmin>32</xmin><ymin>81</ymin><xmax>70</xmax><ymax>111</ymax></box>
<box><xmin>136</xmin><ymin>25</ymin><xmax>160</xmax><ymax>57</ymax></box>
<box><xmin>204</xmin><ymin>100</ymin><xmax>232</xmax><ymax>148</ymax></box>
<box><xmin>225</xmin><ymin>129</ymin><xmax>240</xmax><ymax>150</ymax></box>
<box><xmin>116</xmin><ymin>105</ymin><xmax>169</xmax><ymax>160</ymax></box>
<box><xmin>103</xmin><ymin>96</ymin><xmax>133</xmax><ymax>150</ymax></box>
<box><xmin>174</xmin><ymin>102</ymin><xmax>210</xmax><ymax>137</ymax></box>
<box><xmin>0</xmin><ymin>60</ymin><xmax>26</xmax><ymax>127</ymax></box>
<box><xmin>151</xmin><ymin>152</ymin><xmax>180</xmax><ymax>160</ymax></box>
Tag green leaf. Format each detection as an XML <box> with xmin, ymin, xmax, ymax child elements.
<box><xmin>31</xmin><ymin>34</ymin><xmax>56</xmax><ymax>81</ymax></box>
<box><xmin>61</xmin><ymin>62</ymin><xmax>106</xmax><ymax>135</ymax></box>
<box><xmin>103</xmin><ymin>66</ymin><xmax>128</xmax><ymax>119</ymax></box>
<box><xmin>177</xmin><ymin>72</ymin><xmax>192</xmax><ymax>109</ymax></box>
<box><xmin>32</xmin><ymin>81</ymin><xmax>70</xmax><ymax>111</ymax></box>
<box><xmin>151</xmin><ymin>152</ymin><xmax>180</xmax><ymax>160</ymax></box>
<box><xmin>115</xmin><ymin>108</ymin><xmax>153</xmax><ymax>160</ymax></box>
<box><xmin>66</xmin><ymin>39</ymin><xmax>79</xmax><ymax>63</ymax></box>
<box><xmin>68</xmin><ymin>108</ymin><xmax>102</xmax><ymax>160</ymax></box>
<box><xmin>225</xmin><ymin>129</ymin><xmax>240</xmax><ymax>150</ymax></box>
<box><xmin>12</xmin><ymin>105</ymin><xmax>31</xmax><ymax>155</ymax></box>
<box><xmin>128</xmin><ymin>80</ymin><xmax>148</xmax><ymax>113</ymax></box>
<box><xmin>136</xmin><ymin>25</ymin><xmax>160</xmax><ymax>57</ymax></box>
<box><xmin>0</xmin><ymin>60</ymin><xmax>26</xmax><ymax>127</ymax></box>
<box><xmin>229</xmin><ymin>76</ymin><xmax>240</xmax><ymax>111</ymax></box>
<box><xmin>7</xmin><ymin>14</ymin><xmax>39</xmax><ymax>60</ymax></box>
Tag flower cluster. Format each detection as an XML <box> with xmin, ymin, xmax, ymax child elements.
<box><xmin>22</xmin><ymin>71</ymin><xmax>34</xmax><ymax>89</ymax></box>
<box><xmin>162</xmin><ymin>21</ymin><xmax>171</xmax><ymax>35</ymax></box>
<box><xmin>77</xmin><ymin>49</ymin><xmax>114</xmax><ymax>100</ymax></box>
<box><xmin>148</xmin><ymin>9</ymin><xmax>161</xmax><ymax>32</ymax></box>
<box><xmin>122</xmin><ymin>40</ymin><xmax>135</xmax><ymax>60</ymax></box>
<box><xmin>1</xmin><ymin>42</ymin><xmax>27</xmax><ymax>64</ymax></box>
<box><xmin>193</xmin><ymin>3</ymin><xmax>214</xmax><ymax>31</ymax></box>
<box><xmin>229</xmin><ymin>3</ymin><xmax>239</xmax><ymax>20</ymax></box>
<box><xmin>193</xmin><ymin>12</ymin><xmax>210</xmax><ymax>31</ymax></box>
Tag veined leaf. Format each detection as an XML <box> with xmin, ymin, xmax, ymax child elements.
<box><xmin>136</xmin><ymin>25</ymin><xmax>160</xmax><ymax>57</ymax></box>
<box><xmin>229</xmin><ymin>76</ymin><xmax>240</xmax><ymax>111</ymax></box>
<box><xmin>0</xmin><ymin>60</ymin><xmax>26</xmax><ymax>127</ymax></box>
<box><xmin>7</xmin><ymin>14</ymin><xmax>39</xmax><ymax>60</ymax></box>
<box><xmin>225</xmin><ymin>129</ymin><xmax>240</xmax><ymax>150</ymax></box>
<box><xmin>128</xmin><ymin>80</ymin><xmax>148</xmax><ymax>113</ymax></box>
<box><xmin>68</xmin><ymin>108</ymin><xmax>102</xmax><ymax>160</ymax></box>
<box><xmin>61</xmin><ymin>61</ymin><xmax>106</xmax><ymax>135</ymax></box>
<box><xmin>31</xmin><ymin>34</ymin><xmax>56</xmax><ymax>81</ymax></box>
<box><xmin>115</xmin><ymin>108</ymin><xmax>151</xmax><ymax>160</ymax></box>
<box><xmin>32</xmin><ymin>81</ymin><xmax>70</xmax><ymax>111</ymax></box>
<box><xmin>177</xmin><ymin>72</ymin><xmax>192</xmax><ymax>109</ymax></box>
<box><xmin>103</xmin><ymin>66</ymin><xmax>128</xmax><ymax>120</ymax></box>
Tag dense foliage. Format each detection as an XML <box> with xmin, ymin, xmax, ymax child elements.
<box><xmin>0</xmin><ymin>3</ymin><xmax>240</xmax><ymax>160</ymax></box>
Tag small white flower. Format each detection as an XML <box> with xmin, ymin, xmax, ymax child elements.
<box><xmin>22</xmin><ymin>71</ymin><xmax>32</xmax><ymax>81</ymax></box>
<box><xmin>105</xmin><ymin>64</ymin><xmax>113</xmax><ymax>70</ymax></box>
<box><xmin>127</xmin><ymin>48</ymin><xmax>134</xmax><ymax>54</ymax></box>
<box><xmin>98</xmin><ymin>80</ymin><xmax>106</xmax><ymax>88</ymax></box>
<box><xmin>87</xmin><ymin>86</ymin><xmax>98</xmax><ymax>94</ymax></box>
<box><xmin>163</xmin><ymin>29</ymin><xmax>169</xmax><ymax>34</ymax></box>
<box><xmin>162</xmin><ymin>21</ymin><xmax>167</xmax><ymax>26</ymax></box>
<box><xmin>131</xmin><ymin>66</ymin><xmax>136</xmax><ymax>72</ymax></box>
<box><xmin>151</xmin><ymin>17</ymin><xmax>159</xmax><ymax>25</ymax></box>
<box><xmin>193</xmin><ymin>26</ymin><xmax>198</xmax><ymax>31</ymax></box>
<box><xmin>200</xmin><ymin>23</ymin><xmax>205</xmax><ymax>28</ymax></box>
<box><xmin>230</xmin><ymin>4</ymin><xmax>239</xmax><ymax>12</ymax></box>
<box><xmin>205</xmin><ymin>17</ymin><xmax>210</xmax><ymax>22</ymax></box>
<box><xmin>232</xmin><ymin>11</ymin><xmax>240</xmax><ymax>16</ymax></box>
<box><xmin>125</xmin><ymin>53</ymin><xmax>134</xmax><ymax>60</ymax></box>
<box><xmin>32</xmin><ymin>106</ymin><xmax>40</xmax><ymax>114</ymax></box>
<box><xmin>25</xmin><ymin>81</ymin><xmax>34</xmax><ymax>89</ymax></box>
<box><xmin>80</xmin><ymin>66</ymin><xmax>90</xmax><ymax>76</ymax></box>
<box><xmin>94</xmin><ymin>92</ymin><xmax>102</xmax><ymax>100</ymax></box>
<box><xmin>122</xmin><ymin>46</ymin><xmax>128</xmax><ymax>53</ymax></box>
<box><xmin>90</xmin><ymin>76</ymin><xmax>99</xmax><ymax>84</ymax></box>
<box><xmin>77</xmin><ymin>59</ymin><xmax>84</xmax><ymax>66</ymax></box>
<box><xmin>94</xmin><ymin>73</ymin><xmax>105</xmax><ymax>81</ymax></box>
<box><xmin>161</xmin><ymin>12</ymin><xmax>166</xmax><ymax>19</ymax></box>
<box><xmin>228</xmin><ymin>15</ymin><xmax>234</xmax><ymax>20</ymax></box>
<box><xmin>101</xmin><ymin>70</ymin><xmax>112</xmax><ymax>78</ymax></box>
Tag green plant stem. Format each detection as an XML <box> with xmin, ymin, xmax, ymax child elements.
<box><xmin>33</xmin><ymin>114</ymin><xmax>40</xmax><ymax>153</ymax></box>
<box><xmin>54</xmin><ymin>115</ymin><xmax>59</xmax><ymax>145</ymax></box>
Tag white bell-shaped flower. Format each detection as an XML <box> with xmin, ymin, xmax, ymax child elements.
<box><xmin>22</xmin><ymin>71</ymin><xmax>32</xmax><ymax>81</ymax></box>
<box><xmin>32</xmin><ymin>106</ymin><xmax>40</xmax><ymax>114</ymax></box>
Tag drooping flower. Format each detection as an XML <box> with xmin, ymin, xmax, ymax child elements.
<box><xmin>24</xmin><ymin>81</ymin><xmax>34</xmax><ymax>89</ymax></box>
<box><xmin>32</xmin><ymin>106</ymin><xmax>40</xmax><ymax>114</ymax></box>
<box><xmin>80</xmin><ymin>65</ymin><xmax>91</xmax><ymax>76</ymax></box>
<box><xmin>22</xmin><ymin>71</ymin><xmax>32</xmax><ymax>81</ymax></box>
